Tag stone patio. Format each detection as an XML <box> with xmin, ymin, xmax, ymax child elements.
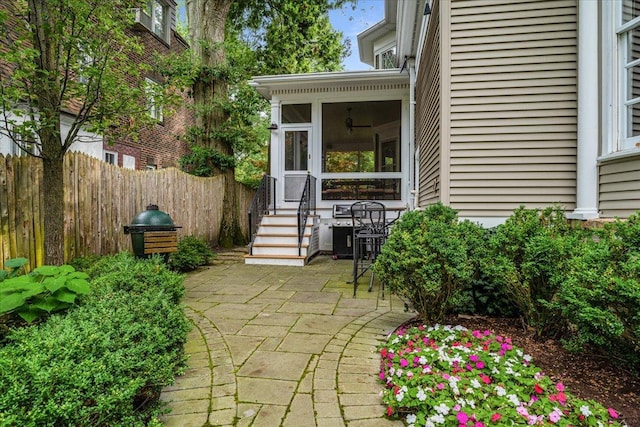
<box><xmin>159</xmin><ymin>255</ymin><xmax>415</xmax><ymax>427</ymax></box>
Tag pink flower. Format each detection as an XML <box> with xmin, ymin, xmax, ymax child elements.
<box><xmin>453</xmin><ymin>404</ymin><xmax>461</xmax><ymax>411</ymax></box>
<box><xmin>476</xmin><ymin>361</ymin><xmax>485</xmax><ymax>369</ymax></box>
<box><xmin>608</xmin><ymin>408</ymin><xmax>619</xmax><ymax>419</ymax></box>
<box><xmin>437</xmin><ymin>383</ymin><xmax>445</xmax><ymax>390</ymax></box>
<box><xmin>549</xmin><ymin>408</ymin><xmax>562</xmax><ymax>423</ymax></box>
<box><xmin>457</xmin><ymin>411</ymin><xmax>469</xmax><ymax>424</ymax></box>
<box><xmin>387</xmin><ymin>406</ymin><xmax>393</xmax><ymax>416</ymax></box>
<box><xmin>480</xmin><ymin>374</ymin><xmax>491</xmax><ymax>384</ymax></box>
<box><xmin>469</xmin><ymin>354</ymin><xmax>479</xmax><ymax>362</ymax></box>
<box><xmin>400</xmin><ymin>358</ymin><xmax>408</xmax><ymax>368</ymax></box>
<box><xmin>475</xmin><ymin>423</ymin><xmax>485</xmax><ymax>427</ymax></box>
<box><xmin>490</xmin><ymin>413</ymin><xmax>501</xmax><ymax>422</ymax></box>
<box><xmin>556</xmin><ymin>382</ymin><xmax>565</xmax><ymax>392</ymax></box>
<box><xmin>534</xmin><ymin>383</ymin><xmax>544</xmax><ymax>394</ymax></box>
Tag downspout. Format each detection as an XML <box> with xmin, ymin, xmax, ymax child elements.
<box><xmin>408</xmin><ymin>57</ymin><xmax>416</xmax><ymax>210</ymax></box>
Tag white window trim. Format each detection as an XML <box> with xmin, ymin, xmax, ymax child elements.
<box><xmin>136</xmin><ymin>0</ymin><xmax>171</xmax><ymax>44</ymax></box>
<box><xmin>145</xmin><ymin>77</ymin><xmax>163</xmax><ymax>122</ymax></box>
<box><xmin>104</xmin><ymin>150</ymin><xmax>118</xmax><ymax>165</ymax></box>
<box><xmin>613</xmin><ymin>1</ymin><xmax>640</xmax><ymax>152</ymax></box>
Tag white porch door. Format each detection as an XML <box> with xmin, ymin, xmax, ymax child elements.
<box><xmin>283</xmin><ymin>127</ymin><xmax>311</xmax><ymax>201</ymax></box>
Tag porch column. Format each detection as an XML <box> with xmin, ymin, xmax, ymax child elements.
<box><xmin>567</xmin><ymin>0</ymin><xmax>599</xmax><ymax>220</ymax></box>
<box><xmin>269</xmin><ymin>97</ymin><xmax>280</xmax><ymax>178</ymax></box>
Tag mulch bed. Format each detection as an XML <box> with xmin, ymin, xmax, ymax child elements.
<box><xmin>441</xmin><ymin>315</ymin><xmax>640</xmax><ymax>426</ymax></box>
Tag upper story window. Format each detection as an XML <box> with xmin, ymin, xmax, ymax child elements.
<box><xmin>134</xmin><ymin>0</ymin><xmax>171</xmax><ymax>44</ymax></box>
<box><xmin>10</xmin><ymin>124</ymin><xmax>39</xmax><ymax>157</ymax></box>
<box><xmin>145</xmin><ymin>78</ymin><xmax>163</xmax><ymax>122</ymax></box>
<box><xmin>374</xmin><ymin>47</ymin><xmax>396</xmax><ymax>70</ymax></box>
<box><xmin>617</xmin><ymin>0</ymin><xmax>640</xmax><ymax>151</ymax></box>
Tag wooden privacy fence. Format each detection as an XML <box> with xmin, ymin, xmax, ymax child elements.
<box><xmin>0</xmin><ymin>152</ymin><xmax>255</xmax><ymax>269</ymax></box>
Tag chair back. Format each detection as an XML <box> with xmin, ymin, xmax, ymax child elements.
<box><xmin>350</xmin><ymin>201</ymin><xmax>386</xmax><ymax>234</ymax></box>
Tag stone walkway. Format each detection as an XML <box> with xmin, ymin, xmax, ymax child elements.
<box><xmin>159</xmin><ymin>255</ymin><xmax>415</xmax><ymax>427</ymax></box>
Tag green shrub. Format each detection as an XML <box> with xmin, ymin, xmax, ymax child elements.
<box><xmin>88</xmin><ymin>252</ymin><xmax>185</xmax><ymax>303</ymax></box>
<box><xmin>67</xmin><ymin>254</ymin><xmax>102</xmax><ymax>272</ymax></box>
<box><xmin>0</xmin><ymin>255</ymin><xmax>190</xmax><ymax>426</ymax></box>
<box><xmin>168</xmin><ymin>235</ymin><xmax>215</xmax><ymax>272</ymax></box>
<box><xmin>0</xmin><ymin>263</ymin><xmax>90</xmax><ymax>323</ymax></box>
<box><xmin>374</xmin><ymin>204</ymin><xmax>473</xmax><ymax>323</ymax></box>
<box><xmin>485</xmin><ymin>206</ymin><xmax>583</xmax><ymax>336</ymax></box>
<box><xmin>550</xmin><ymin>236</ymin><xmax>640</xmax><ymax>363</ymax></box>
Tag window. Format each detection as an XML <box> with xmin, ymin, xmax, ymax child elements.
<box><xmin>375</xmin><ymin>47</ymin><xmax>396</xmax><ymax>70</ymax></box>
<box><xmin>10</xmin><ymin>125</ymin><xmax>38</xmax><ymax>157</ymax></box>
<box><xmin>77</xmin><ymin>44</ymin><xmax>93</xmax><ymax>84</ymax></box>
<box><xmin>618</xmin><ymin>0</ymin><xmax>640</xmax><ymax>150</ymax></box>
<box><xmin>145</xmin><ymin>78</ymin><xmax>163</xmax><ymax>122</ymax></box>
<box><xmin>282</xmin><ymin>104</ymin><xmax>311</xmax><ymax>123</ymax></box>
<box><xmin>146</xmin><ymin>164</ymin><xmax>157</xmax><ymax>170</ymax></box>
<box><xmin>104</xmin><ymin>151</ymin><xmax>117</xmax><ymax>165</ymax></box>
<box><xmin>321</xmin><ymin>100</ymin><xmax>401</xmax><ymax>173</ymax></box>
<box><xmin>284</xmin><ymin>130</ymin><xmax>308</xmax><ymax>171</ymax></box>
<box><xmin>135</xmin><ymin>0</ymin><xmax>170</xmax><ymax>44</ymax></box>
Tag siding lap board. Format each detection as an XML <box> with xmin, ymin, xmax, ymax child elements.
<box><xmin>448</xmin><ymin>0</ymin><xmax>577</xmax><ymax>217</ymax></box>
<box><xmin>599</xmin><ymin>157</ymin><xmax>640</xmax><ymax>217</ymax></box>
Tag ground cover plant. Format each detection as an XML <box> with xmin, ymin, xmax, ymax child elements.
<box><xmin>380</xmin><ymin>324</ymin><xmax>627</xmax><ymax>426</ymax></box>
<box><xmin>0</xmin><ymin>253</ymin><xmax>190</xmax><ymax>426</ymax></box>
<box><xmin>168</xmin><ymin>235</ymin><xmax>215</xmax><ymax>272</ymax></box>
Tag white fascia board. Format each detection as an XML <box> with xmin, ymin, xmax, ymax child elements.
<box><xmin>356</xmin><ymin>0</ymin><xmax>398</xmax><ymax>66</ymax></box>
<box><xmin>249</xmin><ymin>69</ymin><xmax>409</xmax><ymax>99</ymax></box>
<box><xmin>396</xmin><ymin>0</ymin><xmax>426</xmax><ymax>65</ymax></box>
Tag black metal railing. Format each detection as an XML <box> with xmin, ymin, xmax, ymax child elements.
<box><xmin>296</xmin><ymin>173</ymin><xmax>317</xmax><ymax>256</ymax></box>
<box><xmin>248</xmin><ymin>174</ymin><xmax>276</xmax><ymax>255</ymax></box>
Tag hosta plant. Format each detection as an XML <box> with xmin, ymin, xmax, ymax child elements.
<box><xmin>379</xmin><ymin>324</ymin><xmax>627</xmax><ymax>426</ymax></box>
<box><xmin>0</xmin><ymin>263</ymin><xmax>90</xmax><ymax>323</ymax></box>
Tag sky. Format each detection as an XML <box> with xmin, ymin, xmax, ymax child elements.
<box><xmin>328</xmin><ymin>0</ymin><xmax>385</xmax><ymax>71</ymax></box>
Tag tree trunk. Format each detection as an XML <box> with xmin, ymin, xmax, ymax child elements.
<box><xmin>42</xmin><ymin>156</ymin><xmax>65</xmax><ymax>264</ymax></box>
<box><xmin>187</xmin><ymin>0</ymin><xmax>243</xmax><ymax>247</ymax></box>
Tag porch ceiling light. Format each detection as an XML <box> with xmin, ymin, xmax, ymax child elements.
<box><xmin>345</xmin><ymin>107</ymin><xmax>371</xmax><ymax>133</ymax></box>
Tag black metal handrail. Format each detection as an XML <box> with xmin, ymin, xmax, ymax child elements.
<box><xmin>248</xmin><ymin>174</ymin><xmax>276</xmax><ymax>255</ymax></box>
<box><xmin>296</xmin><ymin>173</ymin><xmax>316</xmax><ymax>256</ymax></box>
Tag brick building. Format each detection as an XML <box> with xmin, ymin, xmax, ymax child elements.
<box><xmin>0</xmin><ymin>0</ymin><xmax>193</xmax><ymax>170</ymax></box>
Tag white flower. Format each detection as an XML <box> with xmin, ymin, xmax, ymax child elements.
<box><xmin>416</xmin><ymin>388</ymin><xmax>427</xmax><ymax>402</ymax></box>
<box><xmin>430</xmin><ymin>413</ymin><xmax>445</xmax><ymax>424</ymax></box>
<box><xmin>492</xmin><ymin>367</ymin><xmax>500</xmax><ymax>375</ymax></box>
<box><xmin>391</xmin><ymin>337</ymin><xmax>399</xmax><ymax>344</ymax></box>
<box><xmin>581</xmin><ymin>405</ymin><xmax>593</xmax><ymax>417</ymax></box>
<box><xmin>425</xmin><ymin>421</ymin><xmax>435</xmax><ymax>427</ymax></box>
<box><xmin>396</xmin><ymin>369</ymin><xmax>403</xmax><ymax>377</ymax></box>
<box><xmin>406</xmin><ymin>413</ymin><xmax>417</xmax><ymax>424</ymax></box>
<box><xmin>419</xmin><ymin>356</ymin><xmax>428</xmax><ymax>365</ymax></box>
<box><xmin>523</xmin><ymin>354</ymin><xmax>532</xmax><ymax>362</ymax></box>
<box><xmin>495</xmin><ymin>385</ymin><xmax>506</xmax><ymax>396</ymax></box>
<box><xmin>507</xmin><ymin>394</ymin><xmax>520</xmax><ymax>406</ymax></box>
<box><xmin>434</xmin><ymin>403</ymin><xmax>450</xmax><ymax>415</ymax></box>
<box><xmin>466</xmin><ymin>388</ymin><xmax>474</xmax><ymax>394</ymax></box>
<box><xmin>396</xmin><ymin>391</ymin><xmax>404</xmax><ymax>402</ymax></box>
<box><xmin>471</xmin><ymin>379</ymin><xmax>481</xmax><ymax>389</ymax></box>
<box><xmin>466</xmin><ymin>399</ymin><xmax>476</xmax><ymax>409</ymax></box>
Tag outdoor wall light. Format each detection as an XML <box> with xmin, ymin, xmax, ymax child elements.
<box><xmin>267</xmin><ymin>123</ymin><xmax>278</xmax><ymax>130</ymax></box>
<box><xmin>424</xmin><ymin>2</ymin><xmax>431</xmax><ymax>15</ymax></box>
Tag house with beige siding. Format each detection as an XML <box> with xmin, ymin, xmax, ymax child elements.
<box><xmin>246</xmin><ymin>0</ymin><xmax>640</xmax><ymax>265</ymax></box>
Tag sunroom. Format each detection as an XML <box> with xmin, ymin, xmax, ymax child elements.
<box><xmin>248</xmin><ymin>70</ymin><xmax>411</xmax><ymax>264</ymax></box>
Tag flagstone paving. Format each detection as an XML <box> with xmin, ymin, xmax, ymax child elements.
<box><xmin>159</xmin><ymin>255</ymin><xmax>414</xmax><ymax>427</ymax></box>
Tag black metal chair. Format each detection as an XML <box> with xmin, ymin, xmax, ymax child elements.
<box><xmin>350</xmin><ymin>201</ymin><xmax>388</xmax><ymax>297</ymax></box>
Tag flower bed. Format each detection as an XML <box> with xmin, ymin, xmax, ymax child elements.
<box><xmin>379</xmin><ymin>324</ymin><xmax>626</xmax><ymax>426</ymax></box>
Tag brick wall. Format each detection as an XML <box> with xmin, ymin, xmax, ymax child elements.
<box><xmin>108</xmin><ymin>25</ymin><xmax>193</xmax><ymax>170</ymax></box>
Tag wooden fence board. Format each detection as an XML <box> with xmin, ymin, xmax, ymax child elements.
<box><xmin>0</xmin><ymin>152</ymin><xmax>254</xmax><ymax>268</ymax></box>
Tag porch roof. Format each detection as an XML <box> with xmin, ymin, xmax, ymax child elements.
<box><xmin>249</xmin><ymin>69</ymin><xmax>409</xmax><ymax>99</ymax></box>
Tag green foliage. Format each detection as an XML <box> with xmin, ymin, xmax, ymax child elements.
<box><xmin>87</xmin><ymin>252</ymin><xmax>185</xmax><ymax>304</ymax></box>
<box><xmin>67</xmin><ymin>254</ymin><xmax>102</xmax><ymax>272</ymax></box>
<box><xmin>0</xmin><ymin>253</ymin><xmax>190</xmax><ymax>426</ymax></box>
<box><xmin>179</xmin><ymin>144</ymin><xmax>236</xmax><ymax>176</ymax></box>
<box><xmin>0</xmin><ymin>264</ymin><xmax>90</xmax><ymax>323</ymax></box>
<box><xmin>374</xmin><ymin>204</ymin><xmax>474</xmax><ymax>323</ymax></box>
<box><xmin>0</xmin><ymin>258</ymin><xmax>28</xmax><ymax>281</ymax></box>
<box><xmin>169</xmin><ymin>235</ymin><xmax>215</xmax><ymax>272</ymax></box>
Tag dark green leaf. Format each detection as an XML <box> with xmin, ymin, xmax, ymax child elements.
<box><xmin>59</xmin><ymin>265</ymin><xmax>75</xmax><ymax>275</ymax></box>
<box><xmin>33</xmin><ymin>266</ymin><xmax>59</xmax><ymax>277</ymax></box>
<box><xmin>32</xmin><ymin>296</ymin><xmax>63</xmax><ymax>313</ymax></box>
<box><xmin>67</xmin><ymin>279</ymin><xmax>90</xmax><ymax>295</ymax></box>
<box><xmin>54</xmin><ymin>290</ymin><xmax>77</xmax><ymax>304</ymax></box>
<box><xmin>5</xmin><ymin>258</ymin><xmax>28</xmax><ymax>269</ymax></box>
<box><xmin>16</xmin><ymin>306</ymin><xmax>43</xmax><ymax>323</ymax></box>
<box><xmin>44</xmin><ymin>276</ymin><xmax>67</xmax><ymax>294</ymax></box>
<box><xmin>0</xmin><ymin>293</ymin><xmax>27</xmax><ymax>313</ymax></box>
